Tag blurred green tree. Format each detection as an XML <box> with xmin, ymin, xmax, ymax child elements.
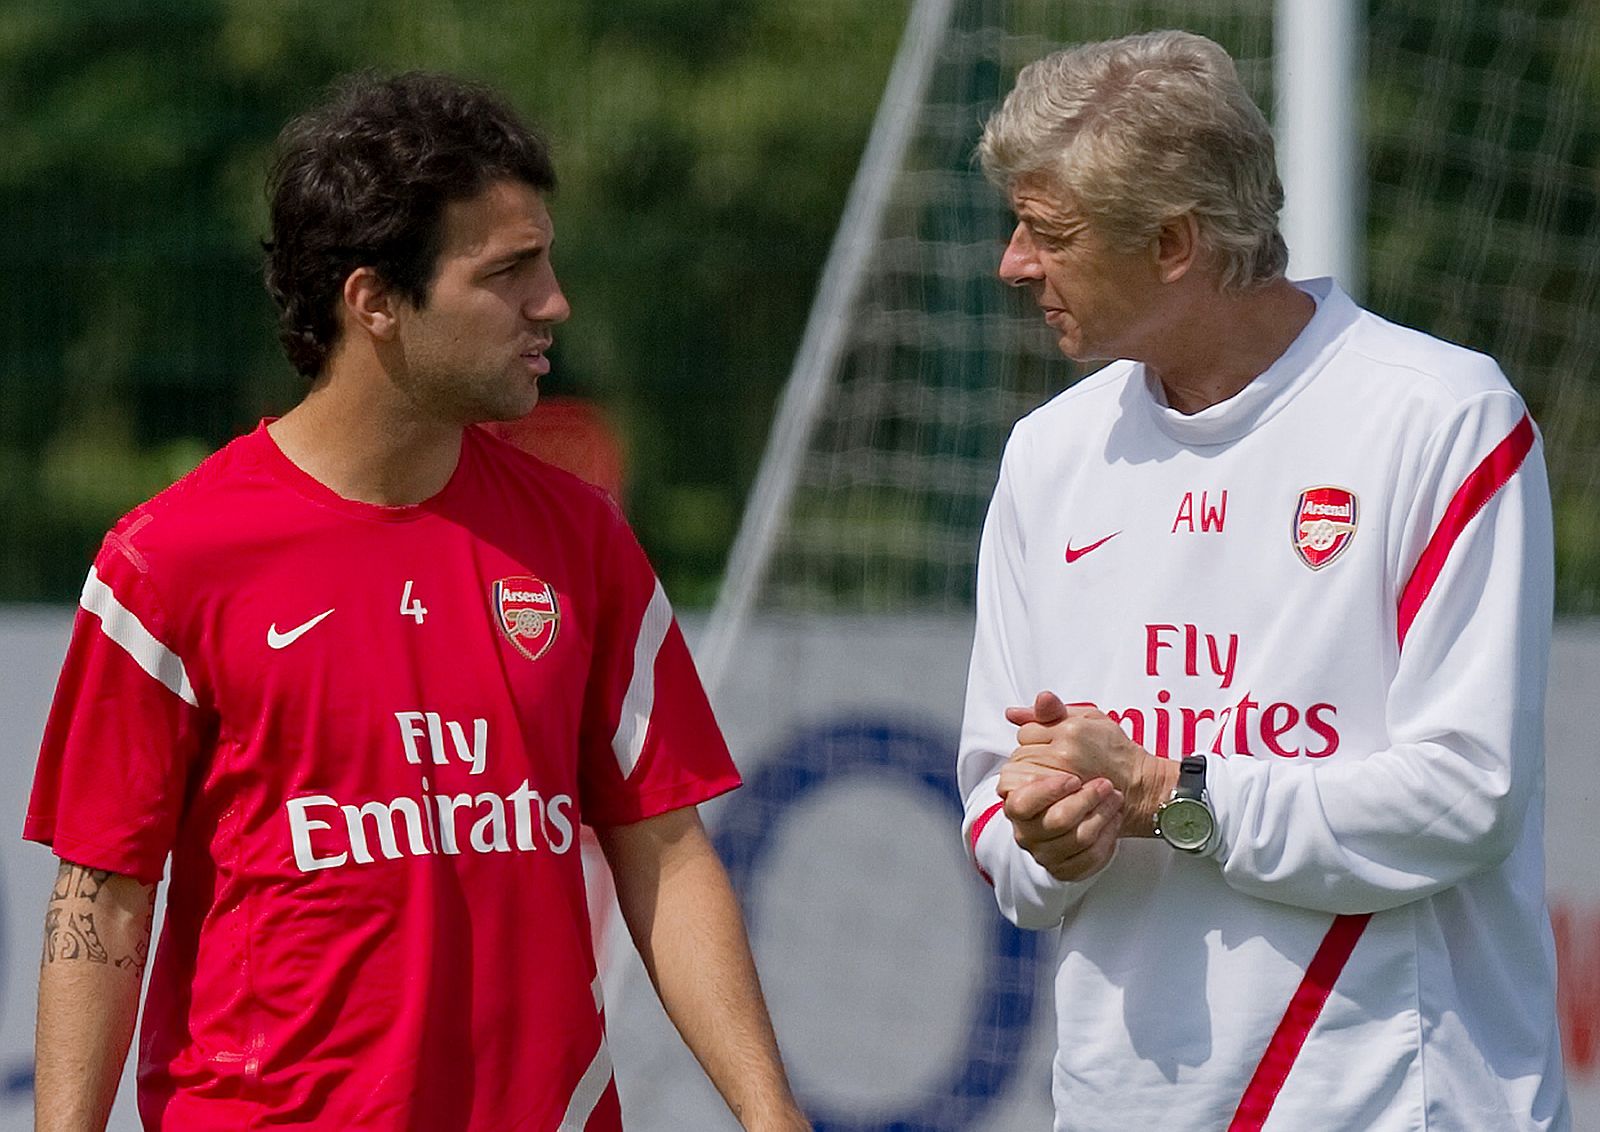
<box><xmin>0</xmin><ymin>0</ymin><xmax>906</xmax><ymax>604</ymax></box>
<box><xmin>2</xmin><ymin>0</ymin><xmax>1596</xmax><ymax>612</ymax></box>
<box><xmin>1366</xmin><ymin>0</ymin><xmax>1600</xmax><ymax>613</ymax></box>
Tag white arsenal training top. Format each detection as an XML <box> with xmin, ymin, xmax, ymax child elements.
<box><xmin>958</xmin><ymin>280</ymin><xmax>1570</xmax><ymax>1130</ymax></box>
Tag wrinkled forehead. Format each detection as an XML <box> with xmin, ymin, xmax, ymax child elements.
<box><xmin>1007</xmin><ymin>173</ymin><xmax>1083</xmax><ymax>223</ymax></box>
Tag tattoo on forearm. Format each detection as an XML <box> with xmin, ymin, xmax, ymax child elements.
<box><xmin>43</xmin><ymin>904</ymin><xmax>109</xmax><ymax>964</ymax></box>
<box><xmin>116</xmin><ymin>902</ymin><xmax>155</xmax><ymax>976</ymax></box>
<box><xmin>41</xmin><ymin>861</ymin><xmax>153</xmax><ymax>978</ymax></box>
<box><xmin>48</xmin><ymin>863</ymin><xmax>71</xmax><ymax>904</ymax></box>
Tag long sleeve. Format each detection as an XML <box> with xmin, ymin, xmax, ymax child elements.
<box><xmin>957</xmin><ymin>432</ymin><xmax>1098</xmax><ymax>929</ymax></box>
<box><xmin>1206</xmin><ymin>389</ymin><xmax>1553</xmax><ymax>914</ymax></box>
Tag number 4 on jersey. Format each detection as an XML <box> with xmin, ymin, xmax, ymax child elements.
<box><xmin>399</xmin><ymin>580</ymin><xmax>428</xmax><ymax>624</ymax></box>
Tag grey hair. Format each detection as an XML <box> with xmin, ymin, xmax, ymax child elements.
<box><xmin>978</xmin><ymin>30</ymin><xmax>1288</xmax><ymax>290</ymax></box>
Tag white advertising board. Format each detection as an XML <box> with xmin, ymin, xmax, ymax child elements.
<box><xmin>0</xmin><ymin>611</ymin><xmax>1592</xmax><ymax>1130</ymax></box>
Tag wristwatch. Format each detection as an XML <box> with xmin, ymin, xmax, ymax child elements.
<box><xmin>1153</xmin><ymin>755</ymin><xmax>1215</xmax><ymax>853</ymax></box>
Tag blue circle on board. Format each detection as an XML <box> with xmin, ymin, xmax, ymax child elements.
<box><xmin>713</xmin><ymin>717</ymin><xmax>1040</xmax><ymax>1132</ymax></box>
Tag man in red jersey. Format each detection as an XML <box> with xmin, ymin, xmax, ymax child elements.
<box><xmin>26</xmin><ymin>72</ymin><xmax>810</xmax><ymax>1132</ymax></box>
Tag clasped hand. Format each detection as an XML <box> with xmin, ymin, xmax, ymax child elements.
<box><xmin>996</xmin><ymin>690</ymin><xmax>1157</xmax><ymax>881</ymax></box>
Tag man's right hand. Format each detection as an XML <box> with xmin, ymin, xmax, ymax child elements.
<box><xmin>996</xmin><ymin>690</ymin><xmax>1123</xmax><ymax>882</ymax></box>
<box><xmin>997</xmin><ymin>766</ymin><xmax>1123</xmax><ymax>882</ymax></box>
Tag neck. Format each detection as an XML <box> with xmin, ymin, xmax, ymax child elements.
<box><xmin>1144</xmin><ymin>278</ymin><xmax>1316</xmax><ymax>414</ymax></box>
<box><xmin>268</xmin><ymin>358</ymin><xmax>464</xmax><ymax>506</ymax></box>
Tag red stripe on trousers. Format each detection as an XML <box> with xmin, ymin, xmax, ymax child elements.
<box><xmin>968</xmin><ymin>800</ymin><xmax>1005</xmax><ymax>886</ymax></box>
<box><xmin>1228</xmin><ymin>912</ymin><xmax>1373</xmax><ymax>1130</ymax></box>
<box><xmin>1396</xmin><ymin>413</ymin><xmax>1534</xmax><ymax>647</ymax></box>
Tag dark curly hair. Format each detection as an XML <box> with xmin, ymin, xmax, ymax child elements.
<box><xmin>263</xmin><ymin>71</ymin><xmax>557</xmax><ymax>378</ymax></box>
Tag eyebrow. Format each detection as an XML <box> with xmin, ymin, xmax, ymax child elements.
<box><xmin>1020</xmin><ymin>211</ymin><xmax>1084</xmax><ymax>239</ymax></box>
<box><xmin>481</xmin><ymin>241</ymin><xmax>552</xmax><ymax>272</ymax></box>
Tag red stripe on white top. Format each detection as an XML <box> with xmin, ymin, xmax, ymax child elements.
<box><xmin>1397</xmin><ymin>413</ymin><xmax>1534</xmax><ymax>647</ymax></box>
<box><xmin>1226</xmin><ymin>415</ymin><xmax>1533</xmax><ymax>1125</ymax></box>
<box><xmin>968</xmin><ymin>800</ymin><xmax>1005</xmax><ymax>885</ymax></box>
<box><xmin>1228</xmin><ymin>911</ymin><xmax>1373</xmax><ymax>1130</ymax></box>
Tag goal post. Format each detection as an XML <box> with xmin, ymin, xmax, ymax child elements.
<box><xmin>1275</xmin><ymin>0</ymin><xmax>1361</xmax><ymax>290</ymax></box>
<box><xmin>698</xmin><ymin>0</ymin><xmax>958</xmax><ymax>699</ymax></box>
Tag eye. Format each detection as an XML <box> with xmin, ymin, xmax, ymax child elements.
<box><xmin>1013</xmin><ymin>219</ymin><xmax>1059</xmax><ymax>252</ymax></box>
<box><xmin>1032</xmin><ymin>223</ymin><xmax>1075</xmax><ymax>251</ymax></box>
<box><xmin>488</xmin><ymin>253</ymin><xmax>540</xmax><ymax>279</ymax></box>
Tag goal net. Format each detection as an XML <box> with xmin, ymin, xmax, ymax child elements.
<box><xmin>608</xmin><ymin>2</ymin><xmax>1600</xmax><ymax>1128</ymax></box>
<box><xmin>1364</xmin><ymin>0</ymin><xmax>1600</xmax><ymax>614</ymax></box>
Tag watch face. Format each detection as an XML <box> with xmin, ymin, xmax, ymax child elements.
<box><xmin>1157</xmin><ymin>797</ymin><xmax>1214</xmax><ymax>852</ymax></box>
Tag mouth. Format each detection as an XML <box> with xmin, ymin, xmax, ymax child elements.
<box><xmin>520</xmin><ymin>340</ymin><xmax>552</xmax><ymax>376</ymax></box>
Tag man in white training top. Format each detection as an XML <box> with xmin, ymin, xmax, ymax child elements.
<box><xmin>958</xmin><ymin>29</ymin><xmax>1570</xmax><ymax>1131</ymax></box>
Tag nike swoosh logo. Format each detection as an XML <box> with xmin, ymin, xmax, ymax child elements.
<box><xmin>1064</xmin><ymin>531</ymin><xmax>1120</xmax><ymax>563</ymax></box>
<box><xmin>267</xmin><ymin>609</ymin><xmax>335</xmax><ymax>649</ymax></box>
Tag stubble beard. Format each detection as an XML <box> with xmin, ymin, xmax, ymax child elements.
<box><xmin>402</xmin><ymin>352</ymin><xmax>537</xmax><ymax>426</ymax></box>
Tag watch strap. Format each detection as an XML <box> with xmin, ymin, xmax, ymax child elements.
<box><xmin>1175</xmin><ymin>754</ymin><xmax>1207</xmax><ymax>801</ymax></box>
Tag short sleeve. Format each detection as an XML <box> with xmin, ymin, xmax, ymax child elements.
<box><xmin>24</xmin><ymin>537</ymin><xmax>209</xmax><ymax>883</ymax></box>
<box><xmin>576</xmin><ymin>512</ymin><xmax>740</xmax><ymax>826</ymax></box>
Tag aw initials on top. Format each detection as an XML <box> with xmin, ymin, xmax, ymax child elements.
<box><xmin>1172</xmin><ymin>489</ymin><xmax>1226</xmax><ymax>533</ymax></box>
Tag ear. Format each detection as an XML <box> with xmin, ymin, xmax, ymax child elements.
<box><xmin>341</xmin><ymin>267</ymin><xmax>401</xmax><ymax>341</ymax></box>
<box><xmin>1153</xmin><ymin>213</ymin><xmax>1201</xmax><ymax>284</ymax></box>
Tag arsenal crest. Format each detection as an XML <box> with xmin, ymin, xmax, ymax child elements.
<box><xmin>1292</xmin><ymin>486</ymin><xmax>1358</xmax><ymax>570</ymax></box>
<box><xmin>493</xmin><ymin>575</ymin><xmax>560</xmax><ymax>660</ymax></box>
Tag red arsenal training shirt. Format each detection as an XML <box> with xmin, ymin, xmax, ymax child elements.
<box><xmin>27</xmin><ymin>423</ymin><xmax>741</xmax><ymax>1130</ymax></box>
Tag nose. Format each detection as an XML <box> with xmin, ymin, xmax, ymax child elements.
<box><xmin>998</xmin><ymin>223</ymin><xmax>1042</xmax><ymax>288</ymax></box>
<box><xmin>527</xmin><ymin>270</ymin><xmax>571</xmax><ymax>326</ymax></box>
